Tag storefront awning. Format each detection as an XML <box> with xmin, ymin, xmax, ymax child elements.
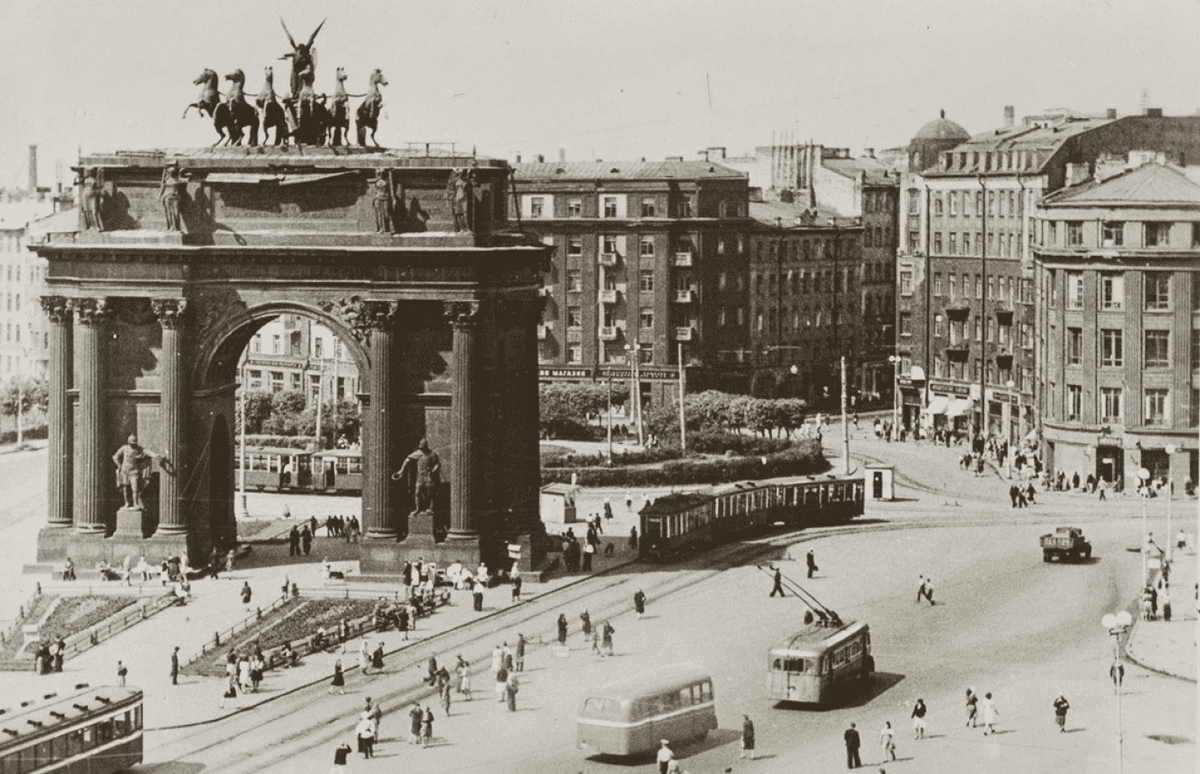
<box><xmin>909</xmin><ymin>366</ymin><xmax>926</xmax><ymax>381</ymax></box>
<box><xmin>924</xmin><ymin>395</ymin><xmax>950</xmax><ymax>415</ymax></box>
<box><xmin>946</xmin><ymin>398</ymin><xmax>972</xmax><ymax>418</ymax></box>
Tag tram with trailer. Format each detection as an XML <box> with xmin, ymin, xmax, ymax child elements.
<box><xmin>639</xmin><ymin>473</ymin><xmax>865</xmax><ymax>561</ymax></box>
<box><xmin>577</xmin><ymin>664</ymin><xmax>717</xmax><ymax>757</ymax></box>
<box><xmin>0</xmin><ymin>685</ymin><xmax>143</xmax><ymax>774</ymax></box>
<box><xmin>238</xmin><ymin>446</ymin><xmax>363</xmax><ymax>495</ymax></box>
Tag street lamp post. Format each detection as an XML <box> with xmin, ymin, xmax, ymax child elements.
<box><xmin>1005</xmin><ymin>379</ymin><xmax>1016</xmax><ymax>479</ymax></box>
<box><xmin>1101</xmin><ymin>610</ymin><xmax>1133</xmax><ymax>774</ymax></box>
<box><xmin>238</xmin><ymin>358</ymin><xmax>250</xmax><ymax>520</ymax></box>
<box><xmin>840</xmin><ymin>355</ymin><xmax>850</xmax><ymax>475</ymax></box>
<box><xmin>623</xmin><ymin>343</ymin><xmax>644</xmax><ymax>447</ymax></box>
<box><xmin>888</xmin><ymin>354</ymin><xmax>901</xmax><ymax>439</ymax></box>
<box><xmin>1164</xmin><ymin>444</ymin><xmax>1177</xmax><ymax>563</ymax></box>
<box><xmin>1137</xmin><ymin>466</ymin><xmax>1151</xmax><ymax>587</ymax></box>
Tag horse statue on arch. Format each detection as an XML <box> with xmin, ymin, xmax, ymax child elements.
<box><xmin>220</xmin><ymin>69</ymin><xmax>259</xmax><ymax>146</ymax></box>
<box><xmin>256</xmin><ymin>66</ymin><xmax>289</xmax><ymax>145</ymax></box>
<box><xmin>355</xmin><ymin>69</ymin><xmax>388</xmax><ymax>147</ymax></box>
<box><xmin>182</xmin><ymin>69</ymin><xmax>221</xmax><ymax>120</ymax></box>
<box><xmin>329</xmin><ymin>67</ymin><xmax>351</xmax><ymax>147</ymax></box>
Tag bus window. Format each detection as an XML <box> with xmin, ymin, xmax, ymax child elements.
<box><xmin>135</xmin><ymin>705</ymin><xmax>143</xmax><ymax>729</ymax></box>
<box><xmin>701</xmin><ymin>681</ymin><xmax>713</xmax><ymax>701</ymax></box>
<box><xmin>582</xmin><ymin>698</ymin><xmax>621</xmax><ymax>719</ymax></box>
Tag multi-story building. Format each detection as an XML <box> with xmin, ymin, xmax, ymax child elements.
<box><xmin>725</xmin><ymin>144</ymin><xmax>899</xmax><ymax>404</ymax></box>
<box><xmin>514</xmin><ymin>159</ymin><xmax>753</xmax><ymax>406</ymax></box>
<box><xmin>244</xmin><ymin>315</ymin><xmax>359</xmax><ymax>406</ymax></box>
<box><xmin>746</xmin><ymin>198</ymin><xmax>863</xmax><ymax>406</ymax></box>
<box><xmin>1035</xmin><ymin>158</ymin><xmax>1200</xmax><ymax>490</ymax></box>
<box><xmin>0</xmin><ymin>201</ymin><xmax>57</xmax><ymax>381</ymax></box>
<box><xmin>897</xmin><ymin>107</ymin><xmax>1200</xmax><ymax>443</ymax></box>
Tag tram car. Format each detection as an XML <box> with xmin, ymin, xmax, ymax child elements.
<box><xmin>0</xmin><ymin>685</ymin><xmax>143</xmax><ymax>774</ymax></box>
<box><xmin>238</xmin><ymin>447</ymin><xmax>363</xmax><ymax>495</ymax></box>
<box><xmin>639</xmin><ymin>473</ymin><xmax>865</xmax><ymax>561</ymax></box>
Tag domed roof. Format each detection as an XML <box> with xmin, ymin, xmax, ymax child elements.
<box><xmin>913</xmin><ymin>110</ymin><xmax>970</xmax><ymax>142</ymax></box>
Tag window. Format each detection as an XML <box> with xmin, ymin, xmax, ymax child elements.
<box><xmin>948</xmin><ymin>274</ymin><xmax>957</xmax><ymax>300</ymax></box>
<box><xmin>908</xmin><ymin>230</ymin><xmax>919</xmax><ymax>252</ymax></box>
<box><xmin>1066</xmin><ymin>272</ymin><xmax>1083</xmax><ymax>309</ymax></box>
<box><xmin>602</xmin><ymin>196</ymin><xmax>618</xmax><ymax>218</ymax></box>
<box><xmin>640</xmin><ymin>236</ymin><xmax>655</xmax><ymax>257</ymax></box>
<box><xmin>974</xmin><ymin>274</ymin><xmax>981</xmax><ymax>299</ymax></box>
<box><xmin>641</xmin><ymin>197</ymin><xmax>656</xmax><ymax>218</ymax></box>
<box><xmin>1102</xmin><ymin>221</ymin><xmax>1124</xmax><ymax>247</ymax></box>
<box><xmin>949</xmin><ymin>191</ymin><xmax>958</xmax><ymax>216</ymax></box>
<box><xmin>529</xmin><ymin>196</ymin><xmax>545</xmax><ymax>218</ymax></box>
<box><xmin>1066</xmin><ymin>328</ymin><xmax>1082</xmax><ymax>365</ymax></box>
<box><xmin>974</xmin><ymin>316</ymin><xmax>981</xmax><ymax>342</ymax></box>
<box><xmin>1144</xmin><ymin>389</ymin><xmax>1169</xmax><ymax>426</ymax></box>
<box><xmin>1021</xmin><ymin>323</ymin><xmax>1033</xmax><ymax>349</ymax></box>
<box><xmin>999</xmin><ymin>323</ymin><xmax>1010</xmax><ymax>346</ymax></box>
<box><xmin>639</xmin><ymin>270</ymin><xmax>654</xmax><ymax>292</ymax></box>
<box><xmin>290</xmin><ymin>372</ymin><xmax>301</xmax><ymax>390</ymax></box>
<box><xmin>933</xmin><ymin>232</ymin><xmax>943</xmax><ymax>253</ymax></box>
<box><xmin>313</xmin><ymin>337</ymin><xmax>323</xmax><ymax>358</ymax></box>
<box><xmin>640</xmin><ymin>308</ymin><xmax>654</xmax><ymax>329</ymax></box>
<box><xmin>566</xmin><ymin>307</ymin><xmax>582</xmax><ymax>328</ymax></box>
<box><xmin>271</xmin><ymin>334</ymin><xmax>281</xmax><ymax>354</ymax></box>
<box><xmin>1146</xmin><ymin>222</ymin><xmax>1171</xmax><ymax>247</ymax></box>
<box><xmin>864</xmin><ymin>228</ymin><xmax>873</xmax><ymax>248</ymax></box>
<box><xmin>934</xmin><ymin>194</ymin><xmax>943</xmax><ymax>216</ymax></box>
<box><xmin>567</xmin><ymin>237</ymin><xmax>582</xmax><ymax>256</ymax></box>
<box><xmin>718</xmin><ymin>271</ymin><xmax>727</xmax><ymax>290</ymax></box>
<box><xmin>899</xmin><ymin>270</ymin><xmax>913</xmax><ymax>296</ymax></box>
<box><xmin>567</xmin><ymin>270</ymin><xmax>582</xmax><ymax>292</ymax></box>
<box><xmin>986</xmin><ymin>317</ymin><xmax>994</xmax><ymax>343</ymax></box>
<box><xmin>602</xmin><ymin>235</ymin><xmax>619</xmax><ymax>255</ymax></box>
<box><xmin>252</xmin><ymin>334</ymin><xmax>262</xmax><ymax>354</ymax></box>
<box><xmin>1145</xmin><ymin>272</ymin><xmax>1170</xmax><ymax>310</ymax></box>
<box><xmin>248</xmin><ymin>369</ymin><xmax>262</xmax><ymax>390</ymax></box>
<box><xmin>933</xmin><ymin>314</ymin><xmax>944</xmax><ymax>337</ymax></box>
<box><xmin>962</xmin><ymin>232</ymin><xmax>971</xmax><ymax>255</ymax></box>
<box><xmin>270</xmin><ymin>371</ymin><xmax>284</xmax><ymax>392</ymax></box>
<box><xmin>1101</xmin><ymin>329</ymin><xmax>1123</xmax><ymax>366</ymax></box>
<box><xmin>567</xmin><ymin>198</ymin><xmax>582</xmax><ymax>217</ymax></box>
<box><xmin>718</xmin><ymin>307</ymin><xmax>727</xmax><ymax>326</ymax></box>
<box><xmin>899</xmin><ymin>312</ymin><xmax>912</xmax><ymax>336</ymax></box>
<box><xmin>1067</xmin><ymin>221</ymin><xmax>1083</xmax><ymax>246</ymax></box>
<box><xmin>950</xmin><ymin>319</ymin><xmax>963</xmax><ymax>345</ymax></box>
<box><xmin>567</xmin><ymin>345</ymin><xmax>582</xmax><ymax>364</ymax></box>
<box><xmin>933</xmin><ymin>273</ymin><xmax>943</xmax><ymax>296</ymax></box>
<box><xmin>987</xmin><ymin>276</ymin><xmax>995</xmax><ymax>301</ymax></box>
<box><xmin>948</xmin><ymin>233</ymin><xmax>957</xmax><ymax>255</ymax></box>
<box><xmin>1067</xmin><ymin>385</ymin><xmax>1082</xmax><ymax>420</ymax></box>
<box><xmin>1144</xmin><ymin>330</ymin><xmax>1170</xmax><ymax>368</ymax></box>
<box><xmin>737</xmin><ymin>307</ymin><xmax>745</xmax><ymax>325</ymax></box>
<box><xmin>1100</xmin><ymin>273</ymin><xmax>1123</xmax><ymax>310</ymax></box>
<box><xmin>677</xmin><ymin>197</ymin><xmax>693</xmax><ymax>218</ymax></box>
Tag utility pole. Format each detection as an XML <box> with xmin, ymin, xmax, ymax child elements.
<box><xmin>314</xmin><ymin>362</ymin><xmax>324</xmax><ymax>450</ymax></box>
<box><xmin>238</xmin><ymin>356</ymin><xmax>249</xmax><ymax>519</ymax></box>
<box><xmin>678</xmin><ymin>342</ymin><xmax>687</xmax><ymax>452</ymax></box>
<box><xmin>978</xmin><ymin>175</ymin><xmax>988</xmax><ymax>441</ymax></box>
<box><xmin>841</xmin><ymin>356</ymin><xmax>850</xmax><ymax>475</ymax></box>
<box><xmin>633</xmin><ymin>348</ymin><xmax>645</xmax><ymax>446</ymax></box>
<box><xmin>605</xmin><ymin>370</ymin><xmax>613</xmax><ymax>464</ymax></box>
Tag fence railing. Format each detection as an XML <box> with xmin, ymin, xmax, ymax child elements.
<box><xmin>182</xmin><ymin>593</ymin><xmax>295</xmax><ymax>666</ymax></box>
<box><xmin>0</xmin><ymin>592</ymin><xmax>45</xmax><ymax>649</ymax></box>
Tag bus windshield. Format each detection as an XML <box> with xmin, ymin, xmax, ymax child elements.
<box><xmin>581</xmin><ymin>698</ymin><xmax>623</xmax><ymax>719</ymax></box>
<box><xmin>771</xmin><ymin>656</ymin><xmax>815</xmax><ymax>674</ymax></box>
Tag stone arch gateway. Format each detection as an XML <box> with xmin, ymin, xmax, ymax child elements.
<box><xmin>33</xmin><ymin>147</ymin><xmax>551</xmax><ymax>574</ymax></box>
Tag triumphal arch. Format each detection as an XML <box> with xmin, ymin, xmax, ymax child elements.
<box><xmin>33</xmin><ymin>146</ymin><xmax>550</xmax><ymax>574</ymax></box>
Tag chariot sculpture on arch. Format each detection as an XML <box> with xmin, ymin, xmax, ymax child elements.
<box><xmin>393</xmin><ymin>439</ymin><xmax>441</xmax><ymax>515</ymax></box>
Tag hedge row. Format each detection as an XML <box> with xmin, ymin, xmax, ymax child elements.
<box><xmin>685</xmin><ymin>431</ymin><xmax>791</xmax><ymax>456</ymax></box>
<box><xmin>542</xmin><ymin>445</ymin><xmax>683</xmax><ymax>469</ymax></box>
<box><xmin>540</xmin><ymin>438</ymin><xmax>827</xmax><ymax>487</ymax></box>
<box><xmin>242</xmin><ymin>435</ymin><xmax>314</xmax><ymax>450</ymax></box>
<box><xmin>0</xmin><ymin>425</ymin><xmax>47</xmax><ymax>446</ymax></box>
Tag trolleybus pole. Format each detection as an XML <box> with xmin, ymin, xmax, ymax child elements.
<box><xmin>841</xmin><ymin>355</ymin><xmax>849</xmax><ymax>476</ymax></box>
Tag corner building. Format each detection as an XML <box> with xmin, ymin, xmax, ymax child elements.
<box><xmin>514</xmin><ymin>161</ymin><xmax>753</xmax><ymax>403</ymax></box>
<box><xmin>1036</xmin><ymin>159</ymin><xmax>1200</xmax><ymax>489</ymax></box>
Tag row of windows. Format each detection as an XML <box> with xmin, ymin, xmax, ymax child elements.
<box><xmin>929</xmin><ymin>357</ymin><xmax>1031</xmax><ymax>389</ymax></box>
<box><xmin>930</xmin><ymin>273</ymin><xmax>1032</xmax><ymax>303</ymax></box>
<box><xmin>754</xmin><ymin>238</ymin><xmax>855</xmax><ymax>263</ymax></box>
<box><xmin>923</xmin><ymin>315</ymin><xmax>1033</xmax><ymax>349</ymax></box>
<box><xmin>1060</xmin><ymin>386</ymin><xmax>1179</xmax><ymax>426</ymax></box>
<box><xmin>1044</xmin><ymin>220</ymin><xmax>1200</xmax><ymax>250</ymax></box>
<box><xmin>755</xmin><ymin>308</ymin><xmax>839</xmax><ymax>332</ymax></box>
<box><xmin>862</xmin><ymin>225</ymin><xmax>894</xmax><ymax>248</ymax></box>
<box><xmin>0</xmin><ymin>708</ymin><xmax>142</xmax><ymax>774</ymax></box>
<box><xmin>1054</xmin><ymin>270</ymin><xmax>1172</xmax><ymax>311</ymax></box>
<box><xmin>864</xmin><ymin>191</ymin><xmax>895</xmax><ymax>214</ymax></box>
<box><xmin>562</xmin><ymin>344</ymin><xmax>653</xmax><ymax>365</ymax></box>
<box><xmin>928</xmin><ymin>188</ymin><xmax>1026</xmax><ymax>219</ymax></box>
<box><xmin>932</xmin><ymin>230</ymin><xmax>1025</xmax><ymax>258</ymax></box>
<box><xmin>754</xmin><ymin>268</ymin><xmax>854</xmax><ymax>295</ymax></box>
<box><xmin>1062</xmin><ymin>327</ymin><xmax>1176</xmax><ymax>368</ymax></box>
<box><xmin>527</xmin><ymin>195</ymin><xmax>733</xmax><ymax>220</ymax></box>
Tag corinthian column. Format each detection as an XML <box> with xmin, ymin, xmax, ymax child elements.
<box><xmin>512</xmin><ymin>298</ymin><xmax>545</xmax><ymax>532</ymax></box>
<box><xmin>152</xmin><ymin>299</ymin><xmax>187</xmax><ymax>536</ymax></box>
<box><xmin>361</xmin><ymin>301</ymin><xmax>399</xmax><ymax>540</ymax></box>
<box><xmin>446</xmin><ymin>301</ymin><xmax>480</xmax><ymax>539</ymax></box>
<box><xmin>40</xmin><ymin>296</ymin><xmax>73</xmax><ymax>529</ymax></box>
<box><xmin>71</xmin><ymin>298</ymin><xmax>110</xmax><ymax>534</ymax></box>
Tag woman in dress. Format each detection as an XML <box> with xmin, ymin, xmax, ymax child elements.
<box><xmin>371</xmin><ymin>641</ymin><xmax>385</xmax><ymax>671</ymax></box>
<box><xmin>456</xmin><ymin>656</ymin><xmax>472</xmax><ymax>700</ymax></box>
<box><xmin>329</xmin><ymin>659</ymin><xmax>345</xmax><ymax>695</ymax></box>
<box><xmin>359</xmin><ymin>640</ymin><xmax>371</xmax><ymax>675</ymax></box>
<box><xmin>980</xmin><ymin>692</ymin><xmax>999</xmax><ymax>735</ymax></box>
<box><xmin>965</xmin><ymin>687</ymin><xmax>978</xmax><ymax>728</ymax></box>
<box><xmin>557</xmin><ymin>614</ymin><xmax>568</xmax><ymax>645</ymax></box>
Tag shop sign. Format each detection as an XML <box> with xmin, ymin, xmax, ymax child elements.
<box><xmin>539</xmin><ymin>367</ymin><xmax>593</xmax><ymax>379</ymax></box>
<box><xmin>929</xmin><ymin>381</ymin><xmax>970</xmax><ymax>396</ymax></box>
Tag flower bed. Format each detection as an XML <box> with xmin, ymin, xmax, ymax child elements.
<box><xmin>21</xmin><ymin>596</ymin><xmax>140</xmax><ymax>656</ymax></box>
<box><xmin>183</xmin><ymin>597</ymin><xmax>379</xmax><ymax>677</ymax></box>
<box><xmin>0</xmin><ymin>594</ymin><xmax>55</xmax><ymax>661</ymax></box>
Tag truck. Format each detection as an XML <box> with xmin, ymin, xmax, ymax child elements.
<box><xmin>1040</xmin><ymin>527</ymin><xmax>1092</xmax><ymax>562</ymax></box>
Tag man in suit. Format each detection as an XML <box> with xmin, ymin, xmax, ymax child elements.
<box><xmin>843</xmin><ymin>722</ymin><xmax>861</xmax><ymax>768</ymax></box>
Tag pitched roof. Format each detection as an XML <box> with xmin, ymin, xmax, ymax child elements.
<box><xmin>513</xmin><ymin>160</ymin><xmax>745</xmax><ymax>182</ymax></box>
<box><xmin>1044</xmin><ymin>163</ymin><xmax>1200</xmax><ymax>206</ymax></box>
<box><xmin>821</xmin><ymin>157</ymin><xmax>897</xmax><ymax>187</ymax></box>
<box><xmin>749</xmin><ymin>200</ymin><xmax>847</xmax><ymax>229</ymax></box>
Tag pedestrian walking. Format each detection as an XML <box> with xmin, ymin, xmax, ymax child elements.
<box><xmin>1053</xmin><ymin>693</ymin><xmax>1070</xmax><ymax>732</ymax></box>
<box><xmin>473</xmin><ymin>584</ymin><xmax>484</xmax><ymax>612</ymax></box>
<box><xmin>225</xmin><ymin>549</ymin><xmax>235</xmax><ymax>576</ymax></box>
<box><xmin>170</xmin><ymin>646</ymin><xmax>180</xmax><ymax>685</ymax></box>
<box><xmin>923</xmin><ymin>577</ymin><xmax>935</xmax><ymax>605</ymax></box>
<box><xmin>629</xmin><ymin>526</ymin><xmax>639</xmax><ymax>550</ymax></box>
<box><xmin>421</xmin><ymin>706</ymin><xmax>434</xmax><ymax>747</ymax></box>
<box><xmin>219</xmin><ymin>673</ymin><xmax>238</xmax><ymax>709</ymax></box>
<box><xmin>495</xmin><ymin>664</ymin><xmax>508</xmax><ymax>702</ymax></box>
<box><xmin>515</xmin><ymin>633</ymin><xmax>526</xmax><ymax>671</ymax></box>
<box><xmin>505</xmin><ymin>671</ymin><xmax>519</xmax><ymax>711</ymax></box>
<box><xmin>301</xmin><ymin>525</ymin><xmax>313</xmax><ymax>556</ymax></box>
<box><xmin>582</xmin><ymin>541</ymin><xmax>595</xmax><ymax>571</ymax></box>
<box><xmin>581</xmin><ymin>610</ymin><xmax>593</xmax><ymax>637</ymax></box>
<box><xmin>511</xmin><ymin>575</ymin><xmax>522</xmax><ymax>603</ymax></box>
<box><xmin>331</xmin><ymin>741</ymin><xmax>352</xmax><ymax>773</ymax></box>
<box><xmin>371</xmin><ymin>641</ymin><xmax>385</xmax><ymax>672</ymax></box>
<box><xmin>367</xmin><ymin>697</ymin><xmax>383</xmax><ymax>739</ymax></box>
<box><xmin>739</xmin><ymin>715</ymin><xmax>755</xmax><ymax>760</ymax></box>
<box><xmin>965</xmin><ymin>687</ymin><xmax>978</xmax><ymax>727</ymax></box>
<box><xmin>806</xmin><ymin>550</ymin><xmax>818</xmax><ymax>578</ymax></box>
<box><xmin>769</xmin><ymin>567</ymin><xmax>785</xmax><ymax>597</ymax></box>
<box><xmin>634</xmin><ymin>589</ymin><xmax>647</xmax><ymax>618</ymax></box>
<box><xmin>359</xmin><ymin>640</ymin><xmax>371</xmax><ymax>675</ymax></box>
<box><xmin>604</xmin><ymin>499</ymin><xmax>613</xmax><ymax>522</ymax></box>
<box><xmin>557</xmin><ymin>613</ymin><xmax>568</xmax><ymax>645</ymax></box>
<box><xmin>879</xmin><ymin>721</ymin><xmax>896</xmax><ymax>761</ymax></box>
<box><xmin>409</xmin><ymin>705</ymin><xmax>423</xmax><ymax>744</ymax></box>
<box><xmin>456</xmin><ymin>656</ymin><xmax>472</xmax><ymax>700</ymax></box>
<box><xmin>843</xmin><ymin>722</ymin><xmax>862</xmax><ymax>768</ymax></box>
<box><xmin>329</xmin><ymin>660</ymin><xmax>346</xmax><ymax>694</ymax></box>
<box><xmin>911</xmin><ymin>698</ymin><xmax>927</xmax><ymax>739</ymax></box>
<box><xmin>117</xmin><ymin>660</ymin><xmax>128</xmax><ymax>687</ymax></box>
<box><xmin>980</xmin><ymin>692</ymin><xmax>999</xmax><ymax>735</ymax></box>
<box><xmin>601</xmin><ymin>621</ymin><xmax>615</xmax><ymax>656</ymax></box>
<box><xmin>240</xmin><ymin>581</ymin><xmax>252</xmax><ymax>611</ymax></box>
<box><xmin>355</xmin><ymin>715</ymin><xmax>374</xmax><ymax>759</ymax></box>
<box><xmin>289</xmin><ymin>526</ymin><xmax>300</xmax><ymax>557</ymax></box>
<box><xmin>656</xmin><ymin>739</ymin><xmax>674</xmax><ymax>774</ymax></box>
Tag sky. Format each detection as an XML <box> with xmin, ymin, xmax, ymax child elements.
<box><xmin>1</xmin><ymin>0</ymin><xmax>1198</xmax><ymax>190</ymax></box>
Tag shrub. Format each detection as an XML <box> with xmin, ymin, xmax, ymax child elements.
<box><xmin>541</xmin><ymin>446</ymin><xmax>683</xmax><ymax>469</ymax></box>
<box><xmin>686</xmin><ymin>431</ymin><xmax>790</xmax><ymax>456</ymax></box>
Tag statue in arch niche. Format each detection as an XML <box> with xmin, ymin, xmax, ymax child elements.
<box><xmin>113</xmin><ymin>434</ymin><xmax>155</xmax><ymax>509</ymax></box>
<box><xmin>392</xmin><ymin>439</ymin><xmax>441</xmax><ymax>515</ymax></box>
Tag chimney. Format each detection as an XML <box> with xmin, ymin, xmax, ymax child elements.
<box><xmin>1064</xmin><ymin>162</ymin><xmax>1091</xmax><ymax>187</ymax></box>
<box><xmin>558</xmin><ymin>147</ymin><xmax>566</xmax><ymax>162</ymax></box>
<box><xmin>1003</xmin><ymin>106</ymin><xmax>1015</xmax><ymax>128</ymax></box>
<box><xmin>862</xmin><ymin>148</ymin><xmax>875</xmax><ymax>159</ymax></box>
<box><xmin>28</xmin><ymin>145</ymin><xmax>37</xmax><ymax>195</ymax></box>
<box><xmin>515</xmin><ymin>153</ymin><xmax>522</xmax><ymax>163</ymax></box>
<box><xmin>536</xmin><ymin>154</ymin><xmax>545</xmax><ymax>163</ymax></box>
<box><xmin>1106</xmin><ymin>108</ymin><xmax>1117</xmax><ymax>119</ymax></box>
<box><xmin>1145</xmin><ymin>107</ymin><xmax>1163</xmax><ymax>118</ymax></box>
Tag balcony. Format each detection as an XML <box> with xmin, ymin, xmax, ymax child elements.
<box><xmin>598</xmin><ymin>326</ymin><xmax>621</xmax><ymax>341</ymax></box>
<box><xmin>945</xmin><ymin>342</ymin><xmax>969</xmax><ymax>359</ymax></box>
<box><xmin>599</xmin><ymin>289</ymin><xmax>619</xmax><ymax>305</ymax></box>
<box><xmin>566</xmin><ymin>328</ymin><xmax>582</xmax><ymax>343</ymax></box>
<box><xmin>674</xmin><ymin>289</ymin><xmax>696</xmax><ymax>303</ymax></box>
<box><xmin>670</xmin><ymin>252</ymin><xmax>694</xmax><ymax>267</ymax></box>
<box><xmin>598</xmin><ymin>253</ymin><xmax>619</xmax><ymax>267</ymax></box>
<box><xmin>537</xmin><ymin>324</ymin><xmax>549</xmax><ymax>340</ymax></box>
<box><xmin>673</xmin><ymin>326</ymin><xmax>696</xmax><ymax>341</ymax></box>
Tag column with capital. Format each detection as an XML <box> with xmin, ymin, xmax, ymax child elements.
<box><xmin>40</xmin><ymin>296</ymin><xmax>73</xmax><ymax>529</ymax></box>
<box><xmin>361</xmin><ymin>301</ymin><xmax>399</xmax><ymax>540</ymax></box>
<box><xmin>503</xmin><ymin>298</ymin><xmax>545</xmax><ymax>533</ymax></box>
<box><xmin>71</xmin><ymin>298</ymin><xmax>110</xmax><ymax>534</ymax></box>
<box><xmin>152</xmin><ymin>299</ymin><xmax>187</xmax><ymax>536</ymax></box>
<box><xmin>446</xmin><ymin>301</ymin><xmax>480</xmax><ymax>539</ymax></box>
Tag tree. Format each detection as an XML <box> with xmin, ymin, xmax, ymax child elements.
<box><xmin>539</xmin><ymin>382</ymin><xmax>628</xmax><ymax>439</ymax></box>
<box><xmin>242</xmin><ymin>390</ymin><xmax>275</xmax><ymax>434</ymax></box>
<box><xmin>0</xmin><ymin>376</ymin><xmax>48</xmax><ymax>418</ymax></box>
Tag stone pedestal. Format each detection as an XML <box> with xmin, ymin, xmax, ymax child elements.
<box><xmin>406</xmin><ymin>510</ymin><xmax>436</xmax><ymax>539</ymax></box>
<box><xmin>114</xmin><ymin>507</ymin><xmax>144</xmax><ymax>538</ymax></box>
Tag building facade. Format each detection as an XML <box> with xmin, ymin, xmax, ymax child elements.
<box><xmin>897</xmin><ymin>107</ymin><xmax>1200</xmax><ymax>443</ymax></box>
<box><xmin>514</xmin><ymin>160</ymin><xmax>753</xmax><ymax>406</ymax></box>
<box><xmin>1035</xmin><ymin>159</ymin><xmax>1200</xmax><ymax>490</ymax></box>
<box><xmin>0</xmin><ymin>201</ymin><xmax>56</xmax><ymax>382</ymax></box>
<box><xmin>746</xmin><ymin>199</ymin><xmax>863</xmax><ymax>405</ymax></box>
<box><xmin>244</xmin><ymin>315</ymin><xmax>360</xmax><ymax>406</ymax></box>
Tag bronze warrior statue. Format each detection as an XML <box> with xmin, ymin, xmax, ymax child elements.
<box><xmin>160</xmin><ymin>163</ymin><xmax>190</xmax><ymax>232</ymax></box>
<box><xmin>371</xmin><ymin>169</ymin><xmax>394</xmax><ymax>233</ymax></box>
<box><xmin>113</xmin><ymin>434</ymin><xmax>155</xmax><ymax>509</ymax></box>
<box><xmin>392</xmin><ymin>439</ymin><xmax>441</xmax><ymax>514</ymax></box>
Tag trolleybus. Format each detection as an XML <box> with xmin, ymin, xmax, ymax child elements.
<box><xmin>767</xmin><ymin>620</ymin><xmax>873</xmax><ymax>704</ymax></box>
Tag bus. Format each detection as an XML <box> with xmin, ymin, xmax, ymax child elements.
<box><xmin>577</xmin><ymin>664</ymin><xmax>717</xmax><ymax>757</ymax></box>
<box><xmin>0</xmin><ymin>685</ymin><xmax>143</xmax><ymax>774</ymax></box>
<box><xmin>767</xmin><ymin>621</ymin><xmax>873</xmax><ymax>704</ymax></box>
